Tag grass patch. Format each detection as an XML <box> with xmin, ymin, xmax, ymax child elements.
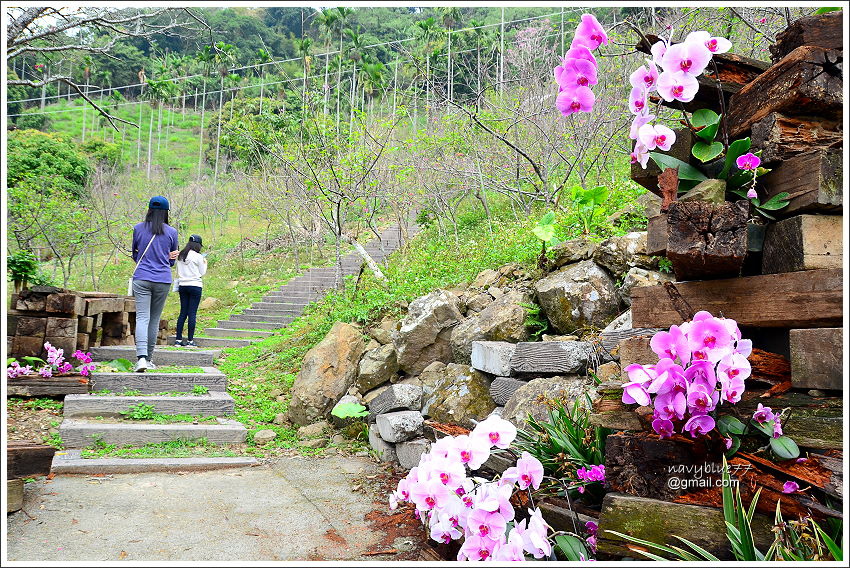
<box><xmin>8</xmin><ymin>397</ymin><xmax>64</xmax><ymax>412</ymax></box>
<box><xmin>80</xmin><ymin>437</ymin><xmax>239</xmax><ymax>459</ymax></box>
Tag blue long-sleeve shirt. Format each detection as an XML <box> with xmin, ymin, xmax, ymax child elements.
<box><xmin>131</xmin><ymin>222</ymin><xmax>178</xmax><ymax>284</ymax></box>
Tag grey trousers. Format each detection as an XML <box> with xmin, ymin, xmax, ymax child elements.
<box><xmin>132</xmin><ymin>279</ymin><xmax>171</xmax><ymax>359</ymax></box>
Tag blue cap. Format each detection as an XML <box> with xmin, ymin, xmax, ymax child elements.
<box><xmin>148</xmin><ymin>196</ymin><xmax>169</xmax><ymax>210</ymax></box>
<box><xmin>189</xmin><ymin>234</ymin><xmax>203</xmax><ymax>245</ymax></box>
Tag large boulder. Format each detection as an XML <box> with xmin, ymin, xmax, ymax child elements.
<box><xmin>502</xmin><ymin>376</ymin><xmax>595</xmax><ymax>427</ymax></box>
<box><xmin>619</xmin><ymin>267</ymin><xmax>674</xmax><ymax>306</ymax></box>
<box><xmin>355</xmin><ymin>344</ymin><xmax>400</xmax><ymax>392</ymax></box>
<box><xmin>450</xmin><ymin>290</ymin><xmax>532</xmax><ymax>365</ymax></box>
<box><xmin>593</xmin><ymin>232</ymin><xmax>658</xmax><ymax>276</ymax></box>
<box><xmin>420</xmin><ymin>362</ymin><xmax>495</xmax><ymax>429</ymax></box>
<box><xmin>550</xmin><ymin>238</ymin><xmax>599</xmax><ymax>268</ymax></box>
<box><xmin>394</xmin><ymin>290</ymin><xmax>463</xmax><ymax>375</ymax></box>
<box><xmin>534</xmin><ymin>260</ymin><xmax>620</xmax><ymax>334</ymax></box>
<box><xmin>288</xmin><ymin>322</ymin><xmax>366</xmax><ymax>426</ymax></box>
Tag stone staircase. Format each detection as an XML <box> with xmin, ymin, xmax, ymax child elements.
<box><xmin>51</xmin><ymin>222</ymin><xmax>418</xmax><ymax>472</ymax></box>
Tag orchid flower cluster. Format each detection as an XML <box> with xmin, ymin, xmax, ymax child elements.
<box><xmin>621</xmin><ymin>311</ymin><xmax>751</xmax><ymax>440</ymax></box>
<box><xmin>7</xmin><ymin>343</ymin><xmax>95</xmax><ymax>379</ymax></box>
<box><xmin>629</xmin><ymin>31</ymin><xmax>731</xmax><ymax>168</ymax></box>
<box><xmin>553</xmin><ymin>14</ymin><xmax>608</xmax><ymax>116</ymax></box>
<box><xmin>389</xmin><ymin>415</ymin><xmax>561</xmax><ymax>562</ymax></box>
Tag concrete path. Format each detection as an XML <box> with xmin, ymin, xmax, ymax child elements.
<box><xmin>6</xmin><ymin>455</ymin><xmax>421</xmax><ymax>562</ymax></box>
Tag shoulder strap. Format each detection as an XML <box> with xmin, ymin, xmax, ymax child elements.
<box><xmin>133</xmin><ymin>235</ymin><xmax>156</xmax><ymax>273</ymax></box>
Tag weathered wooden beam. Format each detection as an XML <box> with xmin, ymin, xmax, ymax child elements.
<box><xmin>646</xmin><ymin>214</ymin><xmax>668</xmax><ymax>255</ymax></box>
<box><xmin>45</xmin><ymin>317</ymin><xmax>77</xmax><ymax>338</ymax></box>
<box><xmin>7</xmin><ymin>479</ymin><xmax>24</xmax><ymax>513</ymax></box>
<box><xmin>597</xmin><ymin>493</ymin><xmax>774</xmax><ymax>560</ymax></box>
<box><xmin>7</xmin><ymin>374</ymin><xmax>90</xmax><ymax>396</ymax></box>
<box><xmin>751</xmin><ymin>112</ymin><xmax>841</xmax><ymax>166</ymax></box>
<box><xmin>618</xmin><ymin>335</ymin><xmax>655</xmax><ymax>368</ymax></box>
<box><xmin>631</xmin><ymin>269</ymin><xmax>842</xmax><ymax>328</ymax></box>
<box><xmin>84</xmin><ymin>297</ymin><xmax>126</xmax><ymax>316</ymax></box>
<box><xmin>7</xmin><ymin>441</ymin><xmax>57</xmax><ymax>478</ymax></box>
<box><xmin>790</xmin><ymin>328</ymin><xmax>842</xmax><ymax>390</ymax></box>
<box><xmin>509</xmin><ymin>341</ymin><xmax>595</xmax><ymax>375</ymax></box>
<box><xmin>14</xmin><ymin>316</ymin><xmax>46</xmax><ymax>337</ymax></box>
<box><xmin>666</xmin><ymin>200</ymin><xmax>749</xmax><ymax>281</ymax></box>
<box><xmin>11</xmin><ymin>335</ymin><xmax>45</xmax><ymax>358</ymax></box>
<box><xmin>760</xmin><ymin>149</ymin><xmax>842</xmax><ymax>215</ymax></box>
<box><xmin>726</xmin><ymin>45</ymin><xmax>843</xmax><ymax>138</ymax></box>
<box><xmin>45</xmin><ymin>292</ymin><xmax>84</xmax><ymax>315</ymax></box>
<box><xmin>762</xmin><ymin>214</ymin><xmax>842</xmax><ymax>274</ymax></box>
<box><xmin>734</xmin><ymin>390</ymin><xmax>843</xmax><ymax>450</ymax></box>
<box><xmin>769</xmin><ymin>10</ymin><xmax>843</xmax><ymax>63</ymax></box>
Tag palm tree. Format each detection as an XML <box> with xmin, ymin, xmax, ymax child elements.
<box><xmin>315</xmin><ymin>9</ymin><xmax>339</xmax><ymax>115</ymax></box>
<box><xmin>255</xmin><ymin>48</ymin><xmax>272</xmax><ymax>113</ymax></box>
<box><xmin>212</xmin><ymin>42</ymin><xmax>236</xmax><ymax>183</ymax></box>
<box><xmin>294</xmin><ymin>37</ymin><xmax>313</xmax><ymax>104</ymax></box>
<box><xmin>335</xmin><ymin>6</ymin><xmax>354</xmax><ymax>128</ymax></box>
<box><xmin>195</xmin><ymin>45</ymin><xmax>216</xmax><ymax>180</ymax></box>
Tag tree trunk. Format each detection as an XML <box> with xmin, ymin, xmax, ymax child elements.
<box><xmin>197</xmin><ymin>78</ymin><xmax>207</xmax><ymax>181</ymax></box>
<box><xmin>343</xmin><ymin>234</ymin><xmax>387</xmax><ymax>282</ymax></box>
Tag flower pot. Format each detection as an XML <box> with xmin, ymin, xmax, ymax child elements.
<box><xmin>747</xmin><ymin>222</ymin><xmax>767</xmax><ymax>252</ymax></box>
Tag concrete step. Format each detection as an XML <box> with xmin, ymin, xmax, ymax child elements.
<box><xmin>250</xmin><ymin>302</ymin><xmax>306</xmax><ymax>312</ymax></box>
<box><xmin>235</xmin><ymin>310</ymin><xmax>297</xmax><ymax>321</ymax></box>
<box><xmin>90</xmin><ymin>346</ymin><xmax>220</xmax><ymax>366</ymax></box>
<box><xmin>204</xmin><ymin>328</ymin><xmax>274</xmax><ymax>338</ymax></box>
<box><xmin>63</xmin><ymin>391</ymin><xmax>236</xmax><ymax>418</ymax></box>
<box><xmin>51</xmin><ymin>450</ymin><xmax>257</xmax><ymax>474</ymax></box>
<box><xmin>90</xmin><ymin>368</ymin><xmax>226</xmax><ymax>394</ymax></box>
<box><xmin>264</xmin><ymin>290</ymin><xmax>320</xmax><ymax>299</ymax></box>
<box><xmin>59</xmin><ymin>417</ymin><xmax>247</xmax><ymax>448</ymax></box>
<box><xmin>167</xmin><ymin>335</ymin><xmax>253</xmax><ymax>349</ymax></box>
<box><xmin>217</xmin><ymin>320</ymin><xmax>283</xmax><ymax>331</ymax></box>
<box><xmin>257</xmin><ymin>297</ymin><xmax>311</xmax><ymax>306</ymax></box>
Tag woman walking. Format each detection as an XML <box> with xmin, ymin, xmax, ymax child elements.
<box><xmin>131</xmin><ymin>196</ymin><xmax>179</xmax><ymax>372</ymax></box>
<box><xmin>174</xmin><ymin>235</ymin><xmax>207</xmax><ymax>347</ymax></box>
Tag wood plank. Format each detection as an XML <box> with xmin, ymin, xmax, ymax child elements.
<box><xmin>760</xmin><ymin>149</ymin><xmax>842</xmax><ymax>215</ymax></box>
<box><xmin>45</xmin><ymin>317</ymin><xmax>78</xmax><ymax>338</ymax></box>
<box><xmin>15</xmin><ymin>316</ymin><xmax>46</xmax><ymax>337</ymax></box>
<box><xmin>597</xmin><ymin>493</ymin><xmax>774</xmax><ymax>560</ymax></box>
<box><xmin>84</xmin><ymin>297</ymin><xmax>126</xmax><ymax>316</ymax></box>
<box><xmin>762</xmin><ymin>214</ymin><xmax>842</xmax><ymax>274</ymax></box>
<box><xmin>645</xmin><ymin>213</ymin><xmax>667</xmax><ymax>255</ymax></box>
<box><xmin>618</xmin><ymin>335</ymin><xmax>655</xmax><ymax>368</ymax></box>
<box><xmin>790</xmin><ymin>328</ymin><xmax>842</xmax><ymax>390</ymax></box>
<box><xmin>751</xmin><ymin>112</ymin><xmax>841</xmax><ymax>166</ymax></box>
<box><xmin>509</xmin><ymin>341</ymin><xmax>595</xmax><ymax>375</ymax></box>
<box><xmin>631</xmin><ymin>269</ymin><xmax>842</xmax><ymax>328</ymax></box>
<box><xmin>76</xmin><ymin>333</ymin><xmax>90</xmax><ymax>351</ymax></box>
<box><xmin>43</xmin><ymin>335</ymin><xmax>76</xmax><ymax>354</ymax></box>
<box><xmin>7</xmin><ymin>374</ymin><xmax>90</xmax><ymax>396</ymax></box>
<box><xmin>666</xmin><ymin>200</ymin><xmax>748</xmax><ymax>281</ymax></box>
<box><xmin>734</xmin><ymin>390</ymin><xmax>843</xmax><ymax>450</ymax></box>
<box><xmin>45</xmin><ymin>292</ymin><xmax>84</xmax><ymax>315</ymax></box>
<box><xmin>7</xmin><ymin>441</ymin><xmax>56</xmax><ymax>478</ymax></box>
<box><xmin>11</xmin><ymin>335</ymin><xmax>45</xmax><ymax>358</ymax></box>
<box><xmin>727</xmin><ymin>45</ymin><xmax>843</xmax><ymax>137</ymax></box>
<box><xmin>769</xmin><ymin>10</ymin><xmax>843</xmax><ymax>63</ymax></box>
<box><xmin>77</xmin><ymin>316</ymin><xmax>94</xmax><ymax>334</ymax></box>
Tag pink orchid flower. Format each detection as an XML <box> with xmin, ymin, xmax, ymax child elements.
<box><xmin>719</xmin><ymin>373</ymin><xmax>746</xmax><ymax>404</ymax></box>
<box><xmin>453</xmin><ymin>434</ymin><xmax>491</xmax><ymax>470</ymax></box>
<box><xmin>683</xmin><ymin>414</ymin><xmax>715</xmax><ymax>438</ymax></box>
<box><xmin>457</xmin><ymin>533</ymin><xmax>501</xmax><ymax>561</ymax></box>
<box><xmin>429</xmin><ymin>512</ymin><xmax>462</xmax><ymax>544</ymax></box>
<box><xmin>630</xmin><ymin>113</ymin><xmax>656</xmax><ymax>140</ymax></box>
<box><xmin>556</xmin><ymin>57</ymin><xmax>598</xmax><ymax>89</ymax></box>
<box><xmin>515</xmin><ymin>451</ymin><xmax>544</xmax><ymax>490</ymax></box>
<box><xmin>654</xmin><ymin>390</ymin><xmax>687</xmax><ymax>421</ymax></box>
<box><xmin>651</xmin><ymin>39</ymin><xmax>668</xmax><ymax>65</ymax></box>
<box><xmin>563</xmin><ymin>43</ymin><xmax>598</xmax><ymax>67</ymax></box>
<box><xmin>652</xmin><ymin>418</ymin><xmax>675</xmax><ymax>438</ymax></box>
<box><xmin>629</xmin><ymin>86</ymin><xmax>648</xmax><ymax>115</ymax></box>
<box><xmin>471</xmin><ymin>415</ymin><xmax>517</xmax><ymax>449</ymax></box>
<box><xmin>519</xmin><ymin>508</ymin><xmax>552</xmax><ymax>559</ymax></box>
<box><xmin>782</xmin><ymin>481</ymin><xmax>799</xmax><ymax>494</ymax></box>
<box><xmin>409</xmin><ymin>477</ymin><xmax>451</xmax><ymax>512</ymax></box>
<box><xmin>474</xmin><ymin>482</ymin><xmax>515</xmax><ymax>521</ymax></box>
<box><xmin>556</xmin><ymin>85</ymin><xmax>595</xmax><ymax>116</ymax></box>
<box><xmin>493</xmin><ymin>530</ymin><xmax>526</xmax><ymax>561</ymax></box>
<box><xmin>734</xmin><ymin>338</ymin><xmax>753</xmax><ymax>358</ymax></box>
<box><xmin>661</xmin><ymin>40</ymin><xmax>712</xmax><ymax>76</ymax></box>
<box><xmin>467</xmin><ymin>507</ymin><xmax>508</xmax><ymax>539</ymax></box>
<box><xmin>686</xmin><ymin>384</ymin><xmax>719</xmax><ymax>415</ymax></box>
<box><xmin>687</xmin><ymin>316</ymin><xmax>733</xmax><ymax>362</ymax></box>
<box><xmin>736</xmin><ymin>152</ymin><xmax>761</xmax><ymax>170</ymax></box>
<box><xmin>638</xmin><ymin>123</ymin><xmax>676</xmax><ymax>151</ymax></box>
<box><xmin>747</xmin><ymin>188</ymin><xmax>758</xmax><ymax>199</ymax></box>
<box><xmin>630</xmin><ymin>142</ymin><xmax>651</xmax><ymax>168</ymax></box>
<box><xmin>685</xmin><ymin>31</ymin><xmax>732</xmax><ymax>55</ymax></box>
<box><xmin>752</xmin><ymin>403</ymin><xmax>775</xmax><ymax>424</ymax></box>
<box><xmin>572</xmin><ymin>13</ymin><xmax>608</xmax><ymax>50</ymax></box>
<box><xmin>630</xmin><ymin>63</ymin><xmax>659</xmax><ymax>91</ymax></box>
<box><xmin>650</xmin><ymin>324</ymin><xmax>692</xmax><ymax>364</ymax></box>
<box><xmin>657</xmin><ymin>70</ymin><xmax>700</xmax><ymax>102</ymax></box>
<box><xmin>773</xmin><ymin>417</ymin><xmax>784</xmax><ymax>438</ymax></box>
<box><xmin>718</xmin><ymin>353</ymin><xmax>752</xmax><ymax>383</ymax></box>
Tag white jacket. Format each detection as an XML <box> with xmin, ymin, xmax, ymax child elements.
<box><xmin>176</xmin><ymin>250</ymin><xmax>207</xmax><ymax>288</ymax></box>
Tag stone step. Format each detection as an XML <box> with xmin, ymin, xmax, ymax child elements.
<box><xmin>90</xmin><ymin>368</ymin><xmax>226</xmax><ymax>393</ymax></box>
<box><xmin>203</xmin><ymin>328</ymin><xmax>273</xmax><ymax>339</ymax></box>
<box><xmin>51</xmin><ymin>450</ymin><xmax>257</xmax><ymax>474</ymax></box>
<box><xmin>167</xmin><ymin>335</ymin><xmax>253</xmax><ymax>349</ymax></box>
<box><xmin>257</xmin><ymin>297</ymin><xmax>311</xmax><ymax>306</ymax></box>
<box><xmin>237</xmin><ymin>309</ymin><xmax>299</xmax><ymax>320</ymax></box>
<box><xmin>217</xmin><ymin>320</ymin><xmax>284</xmax><ymax>331</ymax></box>
<box><xmin>59</xmin><ymin>417</ymin><xmax>247</xmax><ymax>448</ymax></box>
<box><xmin>250</xmin><ymin>302</ymin><xmax>306</xmax><ymax>312</ymax></box>
<box><xmin>90</xmin><ymin>346</ymin><xmax>220</xmax><ymax>366</ymax></box>
<box><xmin>63</xmin><ymin>391</ymin><xmax>236</xmax><ymax>417</ymax></box>
<box><xmin>264</xmin><ymin>290</ymin><xmax>320</xmax><ymax>299</ymax></box>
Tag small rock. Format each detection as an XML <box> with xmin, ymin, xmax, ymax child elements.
<box><xmin>679</xmin><ymin>178</ymin><xmax>727</xmax><ymax>204</ymax></box>
<box><xmin>488</xmin><ymin>286</ymin><xmax>504</xmax><ymax>299</ymax></box>
<box><xmin>332</xmin><ymin>434</ymin><xmax>346</xmax><ymax>445</ymax></box>
<box><xmin>619</xmin><ymin>268</ymin><xmax>674</xmax><ymax>306</ymax></box>
<box><xmin>199</xmin><ymin>297</ymin><xmax>219</xmax><ymax>310</ymax></box>
<box><xmin>808</xmin><ymin>389</ymin><xmax>826</xmax><ymax>397</ymax></box>
<box><xmin>396</xmin><ymin>438</ymin><xmax>431</xmax><ymax>469</ymax></box>
<box><xmin>550</xmin><ymin>238</ymin><xmax>598</xmax><ymax>268</ymax></box>
<box><xmin>466</xmin><ymin>293</ymin><xmax>494</xmax><ymax>313</ymax></box>
<box><xmin>253</xmin><ymin>429</ymin><xmax>277</xmax><ymax>445</ymax></box>
<box><xmin>471</xmin><ymin>269</ymin><xmax>500</xmax><ymax>289</ymax></box>
<box><xmin>356</xmin><ymin>343</ymin><xmax>400</xmax><ymax>393</ymax></box>
<box><xmin>368</xmin><ymin>384</ymin><xmax>423</xmax><ymax>422</ymax></box>
<box><xmin>602</xmin><ymin>310</ymin><xmax>632</xmax><ymax>334</ymax></box>
<box><xmin>376</xmin><ymin>411</ymin><xmax>424</xmax><ymax>443</ymax></box>
<box><xmin>368</xmin><ymin>424</ymin><xmax>398</xmax><ymax>462</ymax></box>
<box><xmin>298</xmin><ymin>420</ymin><xmax>330</xmax><ymax>438</ymax></box>
<box><xmin>369</xmin><ymin>327</ymin><xmax>393</xmax><ymax>345</ymax></box>
<box><xmin>592</xmin><ymin>361</ymin><xmax>620</xmax><ymax>383</ymax></box>
<box><xmin>300</xmin><ymin>438</ymin><xmax>327</xmax><ymax>449</ymax></box>
<box><xmin>365</xmin><ymin>339</ymin><xmax>381</xmax><ymax>351</ymax></box>
<box><xmin>272</xmin><ymin>413</ymin><xmax>286</xmax><ymax>425</ymax></box>
<box><xmin>276</xmin><ymin>394</ymin><xmax>287</xmax><ymax>403</ymax></box>
<box><xmin>362</xmin><ymin>385</ymin><xmax>389</xmax><ymax>405</ymax></box>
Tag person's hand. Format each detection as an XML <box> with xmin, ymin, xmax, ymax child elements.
<box><xmin>169</xmin><ymin>250</ymin><xmax>179</xmax><ymax>260</ymax></box>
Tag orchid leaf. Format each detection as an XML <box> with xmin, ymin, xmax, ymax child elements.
<box><xmin>749</xmin><ymin>419</ymin><xmax>774</xmax><ymax>437</ymax></box>
<box><xmin>605</xmin><ymin>530</ymin><xmax>689</xmax><ymax>560</ymax></box>
<box><xmin>672</xmin><ymin>536</ymin><xmax>721</xmax><ymax>560</ymax></box>
<box><xmin>721</xmin><ymin>137</ymin><xmax>752</xmax><ymax>178</ymax></box>
<box><xmin>769</xmin><ymin>436</ymin><xmax>800</xmax><ymax>459</ymax></box>
<box><xmin>758</xmin><ymin>192</ymin><xmax>790</xmax><ymax>210</ymax></box>
<box><xmin>692</xmin><ymin>141</ymin><xmax>724</xmax><ymax>162</ymax></box>
<box><xmin>815</xmin><ymin>7</ymin><xmax>841</xmax><ymax>13</ymax></box>
<box><xmin>691</xmin><ymin>109</ymin><xmax>721</xmax><ymax>141</ymax></box>
<box><xmin>814</xmin><ymin>522</ymin><xmax>843</xmax><ymax>561</ymax></box>
<box><xmin>554</xmin><ymin>534</ymin><xmax>589</xmax><ymax>561</ymax></box>
<box><xmin>725</xmin><ymin>436</ymin><xmax>741</xmax><ymax>458</ymax></box>
<box><xmin>649</xmin><ymin>153</ymin><xmax>708</xmax><ymax>181</ymax></box>
<box><xmin>717</xmin><ymin>415</ymin><xmax>747</xmax><ymax>436</ymax></box>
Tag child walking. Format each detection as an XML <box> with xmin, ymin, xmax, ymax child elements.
<box><xmin>174</xmin><ymin>235</ymin><xmax>207</xmax><ymax>347</ymax></box>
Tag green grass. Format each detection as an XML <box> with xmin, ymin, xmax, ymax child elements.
<box><xmin>80</xmin><ymin>437</ymin><xmax>239</xmax><ymax>459</ymax></box>
<box><xmin>8</xmin><ymin>397</ymin><xmax>64</xmax><ymax>412</ymax></box>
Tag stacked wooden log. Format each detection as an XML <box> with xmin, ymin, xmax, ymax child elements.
<box><xmin>6</xmin><ymin>441</ymin><xmax>56</xmax><ymax>513</ymax></box>
<box><xmin>595</xmin><ymin>13</ymin><xmax>843</xmax><ymax>560</ymax></box>
<box><xmin>7</xmin><ymin>287</ymin><xmax>139</xmax><ymax>357</ymax></box>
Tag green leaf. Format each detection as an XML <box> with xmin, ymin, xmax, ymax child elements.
<box><xmin>814</xmin><ymin>522</ymin><xmax>843</xmax><ymax>561</ymax></box>
<box><xmin>717</xmin><ymin>415</ymin><xmax>747</xmax><ymax>435</ymax></box>
<box><xmin>672</xmin><ymin>536</ymin><xmax>721</xmax><ymax>560</ymax></box>
<box><xmin>532</xmin><ymin>224</ymin><xmax>556</xmax><ymax>242</ymax></box>
<box><xmin>538</xmin><ymin>211</ymin><xmax>556</xmax><ymax>226</ymax></box>
<box><xmin>721</xmin><ymin>137</ymin><xmax>752</xmax><ymax>178</ymax></box>
<box><xmin>815</xmin><ymin>7</ymin><xmax>841</xmax><ymax>13</ymax></box>
<box><xmin>554</xmin><ymin>534</ymin><xmax>589</xmax><ymax>561</ymax></box>
<box><xmin>649</xmin><ymin>153</ymin><xmax>708</xmax><ymax>181</ymax></box>
<box><xmin>21</xmin><ymin>356</ymin><xmax>47</xmax><ymax>366</ymax></box>
<box><xmin>691</xmin><ymin>109</ymin><xmax>721</xmax><ymax>141</ymax></box>
<box><xmin>587</xmin><ymin>185</ymin><xmax>608</xmax><ymax>206</ymax></box>
<box><xmin>758</xmin><ymin>192</ymin><xmax>791</xmax><ymax>210</ymax></box>
<box><xmin>692</xmin><ymin>141</ymin><xmax>724</xmax><ymax>162</ymax></box>
<box><xmin>769</xmin><ymin>436</ymin><xmax>800</xmax><ymax>459</ymax></box>
<box><xmin>330</xmin><ymin>402</ymin><xmax>368</xmax><ymax>419</ymax></box>
<box><xmin>725</xmin><ymin>436</ymin><xmax>741</xmax><ymax>458</ymax></box>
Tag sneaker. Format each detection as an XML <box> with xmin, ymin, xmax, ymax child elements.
<box><xmin>147</xmin><ymin>360</ymin><xmax>157</xmax><ymax>370</ymax></box>
<box><xmin>184</xmin><ymin>340</ymin><xmax>197</xmax><ymax>348</ymax></box>
<box><xmin>134</xmin><ymin>358</ymin><xmax>149</xmax><ymax>372</ymax></box>
<box><xmin>174</xmin><ymin>339</ymin><xmax>184</xmax><ymax>347</ymax></box>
